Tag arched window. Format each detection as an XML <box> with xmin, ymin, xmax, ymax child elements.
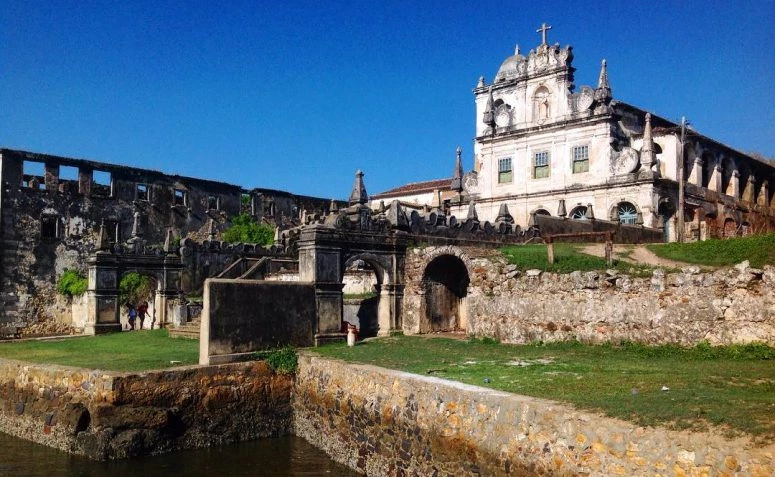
<box><xmin>569</xmin><ymin>206</ymin><xmax>588</xmax><ymax>220</ymax></box>
<box><xmin>534</xmin><ymin>208</ymin><xmax>551</xmax><ymax>216</ymax></box>
<box><xmin>617</xmin><ymin>202</ymin><xmax>638</xmax><ymax>225</ymax></box>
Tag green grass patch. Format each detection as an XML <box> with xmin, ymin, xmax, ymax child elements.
<box><xmin>647</xmin><ymin>233</ymin><xmax>775</xmax><ymax>268</ymax></box>
<box><xmin>500</xmin><ymin>243</ymin><xmax>663</xmax><ymax>276</ymax></box>
<box><xmin>256</xmin><ymin>347</ymin><xmax>298</xmax><ymax>374</ymax></box>
<box><xmin>343</xmin><ymin>292</ymin><xmax>378</xmax><ymax>300</ymax></box>
<box><xmin>0</xmin><ymin>330</ymin><xmax>199</xmax><ymax>371</ymax></box>
<box><xmin>316</xmin><ymin>336</ymin><xmax>775</xmax><ymax>440</ymax></box>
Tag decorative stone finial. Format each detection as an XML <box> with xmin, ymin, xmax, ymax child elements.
<box><xmin>585</xmin><ymin>204</ymin><xmax>595</xmax><ymax>220</ymax></box>
<box><xmin>131</xmin><ymin>211</ymin><xmax>142</xmax><ymax>238</ymax></box>
<box><xmin>476</xmin><ymin>76</ymin><xmax>485</xmax><ymax>88</ymax></box>
<box><xmin>163</xmin><ymin>228</ymin><xmax>174</xmax><ymax>253</ymax></box>
<box><xmin>207</xmin><ymin>219</ymin><xmax>217</xmax><ymax>241</ymax></box>
<box><xmin>557</xmin><ymin>199</ymin><xmax>567</xmax><ymax>218</ymax></box>
<box><xmin>514</xmin><ymin>44</ymin><xmax>520</xmax><ymax>55</ymax></box>
<box><xmin>495</xmin><ymin>203</ymin><xmax>514</xmax><ymax>223</ymax></box>
<box><xmin>483</xmin><ymin>86</ymin><xmax>495</xmax><ymax>127</ymax></box>
<box><xmin>597</xmin><ymin>59</ymin><xmax>610</xmax><ymax>90</ymax></box>
<box><xmin>329</xmin><ymin>199</ymin><xmax>339</xmax><ymax>213</ymax></box>
<box><xmin>640</xmin><ymin>112</ymin><xmax>656</xmax><ymax>172</ymax></box>
<box><xmin>348</xmin><ymin>170</ymin><xmax>368</xmax><ymax>205</ymax></box>
<box><xmin>451</xmin><ymin>146</ymin><xmax>464</xmax><ymax>193</ymax></box>
<box><xmin>96</xmin><ymin>221</ymin><xmax>111</xmax><ymax>251</ymax></box>
<box><xmin>594</xmin><ymin>59</ymin><xmax>613</xmax><ymax>113</ymax></box>
<box><xmin>466</xmin><ymin>202</ymin><xmax>478</xmax><ymax>221</ymax></box>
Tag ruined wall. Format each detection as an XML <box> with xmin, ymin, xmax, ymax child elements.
<box><xmin>403</xmin><ymin>246</ymin><xmax>775</xmax><ymax>346</ymax></box>
<box><xmin>0</xmin><ymin>359</ymin><xmax>293</xmax><ymax>460</ymax></box>
<box><xmin>200</xmin><ymin>279</ymin><xmax>316</xmax><ymax>365</ymax></box>
<box><xmin>294</xmin><ymin>353</ymin><xmax>773</xmax><ymax>476</ymax></box>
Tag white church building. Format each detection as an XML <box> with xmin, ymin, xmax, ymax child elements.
<box><xmin>372</xmin><ymin>25</ymin><xmax>775</xmax><ymax>241</ymax></box>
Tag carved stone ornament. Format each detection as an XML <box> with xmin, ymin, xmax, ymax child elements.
<box><xmin>576</xmin><ymin>86</ymin><xmax>595</xmax><ymax>111</ymax></box>
<box><xmin>494</xmin><ymin>104</ymin><xmax>512</xmax><ymax>128</ymax></box>
<box><xmin>612</xmin><ymin>147</ymin><xmax>641</xmax><ymax>175</ymax></box>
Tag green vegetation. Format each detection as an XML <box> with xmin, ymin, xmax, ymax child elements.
<box><xmin>500</xmin><ymin>243</ymin><xmax>661</xmax><ymax>276</ymax></box>
<box><xmin>119</xmin><ymin>272</ymin><xmax>153</xmax><ymax>307</ymax></box>
<box><xmin>0</xmin><ymin>330</ymin><xmax>199</xmax><ymax>371</ymax></box>
<box><xmin>343</xmin><ymin>291</ymin><xmax>378</xmax><ymax>300</ymax></box>
<box><xmin>56</xmin><ymin>269</ymin><xmax>88</xmax><ymax>297</ymax></box>
<box><xmin>316</xmin><ymin>336</ymin><xmax>775</xmax><ymax>439</ymax></box>
<box><xmin>256</xmin><ymin>347</ymin><xmax>298</xmax><ymax>374</ymax></box>
<box><xmin>647</xmin><ymin>233</ymin><xmax>775</xmax><ymax>268</ymax></box>
<box><xmin>222</xmin><ymin>213</ymin><xmax>274</xmax><ymax>245</ymax></box>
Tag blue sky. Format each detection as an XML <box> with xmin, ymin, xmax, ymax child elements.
<box><xmin>2</xmin><ymin>1</ymin><xmax>773</xmax><ymax>199</ymax></box>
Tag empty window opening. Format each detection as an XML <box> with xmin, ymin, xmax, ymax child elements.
<box><xmin>498</xmin><ymin>157</ymin><xmax>512</xmax><ymax>183</ymax></box>
<box><xmin>92</xmin><ymin>171</ymin><xmax>112</xmax><ymax>197</ymax></box>
<box><xmin>136</xmin><ymin>183</ymin><xmax>149</xmax><ymax>201</ymax></box>
<box><xmin>174</xmin><ymin>189</ymin><xmax>187</xmax><ymax>206</ymax></box>
<box><xmin>41</xmin><ymin>215</ymin><xmax>59</xmax><ymax>239</ymax></box>
<box><xmin>208</xmin><ymin>195</ymin><xmax>219</xmax><ymax>210</ymax></box>
<box><xmin>22</xmin><ymin>161</ymin><xmax>46</xmax><ymax>190</ymax></box>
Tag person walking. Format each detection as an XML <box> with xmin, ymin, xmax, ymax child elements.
<box><xmin>128</xmin><ymin>304</ymin><xmax>137</xmax><ymax>331</ymax></box>
<box><xmin>138</xmin><ymin>301</ymin><xmax>149</xmax><ymax>330</ymax></box>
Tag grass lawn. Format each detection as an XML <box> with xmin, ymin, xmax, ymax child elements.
<box><xmin>316</xmin><ymin>335</ymin><xmax>775</xmax><ymax>441</ymax></box>
<box><xmin>500</xmin><ymin>243</ymin><xmax>663</xmax><ymax>276</ymax></box>
<box><xmin>0</xmin><ymin>329</ymin><xmax>199</xmax><ymax>372</ymax></box>
<box><xmin>647</xmin><ymin>233</ymin><xmax>775</xmax><ymax>268</ymax></box>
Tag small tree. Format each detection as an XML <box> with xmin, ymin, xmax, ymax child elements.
<box><xmin>222</xmin><ymin>213</ymin><xmax>274</xmax><ymax>245</ymax></box>
<box><xmin>56</xmin><ymin>269</ymin><xmax>88</xmax><ymax>297</ymax></box>
<box><xmin>119</xmin><ymin>272</ymin><xmax>153</xmax><ymax>307</ymax></box>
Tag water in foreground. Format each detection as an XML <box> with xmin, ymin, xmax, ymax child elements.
<box><xmin>0</xmin><ymin>432</ymin><xmax>357</xmax><ymax>477</ymax></box>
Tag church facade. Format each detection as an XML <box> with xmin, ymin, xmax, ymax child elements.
<box><xmin>373</xmin><ymin>25</ymin><xmax>775</xmax><ymax>241</ymax></box>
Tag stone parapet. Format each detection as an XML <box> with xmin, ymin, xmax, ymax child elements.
<box><xmin>0</xmin><ymin>359</ymin><xmax>292</xmax><ymax>459</ymax></box>
<box><xmin>293</xmin><ymin>353</ymin><xmax>774</xmax><ymax>476</ymax></box>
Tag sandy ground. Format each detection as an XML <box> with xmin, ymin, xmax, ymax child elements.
<box><xmin>578</xmin><ymin>244</ymin><xmax>698</xmax><ymax>269</ymax></box>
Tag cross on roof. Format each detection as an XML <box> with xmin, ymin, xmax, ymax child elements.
<box><xmin>537</xmin><ymin>22</ymin><xmax>552</xmax><ymax>45</ymax></box>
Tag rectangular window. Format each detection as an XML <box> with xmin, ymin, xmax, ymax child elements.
<box><xmin>41</xmin><ymin>215</ymin><xmax>59</xmax><ymax>239</ymax></box>
<box><xmin>136</xmin><ymin>183</ymin><xmax>149</xmax><ymax>201</ymax></box>
<box><xmin>533</xmin><ymin>151</ymin><xmax>550</xmax><ymax>178</ymax></box>
<box><xmin>497</xmin><ymin>157</ymin><xmax>513</xmax><ymax>183</ymax></box>
<box><xmin>207</xmin><ymin>195</ymin><xmax>219</xmax><ymax>210</ymax></box>
<box><xmin>174</xmin><ymin>189</ymin><xmax>187</xmax><ymax>206</ymax></box>
<box><xmin>22</xmin><ymin>161</ymin><xmax>46</xmax><ymax>190</ymax></box>
<box><xmin>572</xmin><ymin>145</ymin><xmax>589</xmax><ymax>173</ymax></box>
<box><xmin>92</xmin><ymin>170</ymin><xmax>112</xmax><ymax>197</ymax></box>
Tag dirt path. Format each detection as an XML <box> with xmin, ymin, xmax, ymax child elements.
<box><xmin>578</xmin><ymin>244</ymin><xmax>698</xmax><ymax>269</ymax></box>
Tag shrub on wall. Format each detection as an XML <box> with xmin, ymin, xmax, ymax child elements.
<box><xmin>56</xmin><ymin>269</ymin><xmax>88</xmax><ymax>297</ymax></box>
<box><xmin>222</xmin><ymin>213</ymin><xmax>274</xmax><ymax>245</ymax></box>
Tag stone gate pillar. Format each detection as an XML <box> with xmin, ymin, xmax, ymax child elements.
<box><xmin>377</xmin><ymin>283</ymin><xmax>404</xmax><ymax>336</ymax></box>
<box><xmin>298</xmin><ymin>225</ymin><xmax>346</xmax><ymax>345</ymax></box>
<box><xmin>156</xmin><ymin>255</ymin><xmax>184</xmax><ymax>328</ymax></box>
<box><xmin>85</xmin><ymin>252</ymin><xmax>122</xmax><ymax>335</ymax></box>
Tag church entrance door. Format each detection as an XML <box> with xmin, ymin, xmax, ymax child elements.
<box><xmin>422</xmin><ymin>255</ymin><xmax>469</xmax><ymax>332</ymax></box>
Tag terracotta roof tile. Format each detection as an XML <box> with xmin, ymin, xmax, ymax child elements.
<box><xmin>372</xmin><ymin>178</ymin><xmax>451</xmax><ymax>199</ymax></box>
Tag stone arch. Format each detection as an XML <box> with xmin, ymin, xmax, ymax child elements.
<box><xmin>418</xmin><ymin>246</ymin><xmax>472</xmax><ymax>333</ymax></box>
<box><xmin>723</xmin><ymin>217</ymin><xmax>737</xmax><ymax>238</ymax></box>
<box><xmin>569</xmin><ymin>205</ymin><xmax>588</xmax><ymax>220</ymax></box>
<box><xmin>609</xmin><ymin>200</ymin><xmax>640</xmax><ymax>225</ymax></box>
<box><xmin>117</xmin><ymin>270</ymin><xmax>160</xmax><ymax>330</ymax></box>
<box><xmin>530</xmin><ymin>206</ymin><xmax>551</xmax><ymax>216</ymax></box>
<box><xmin>341</xmin><ymin>252</ymin><xmax>393</xmax><ymax>338</ymax></box>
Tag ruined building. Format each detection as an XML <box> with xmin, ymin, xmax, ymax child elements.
<box><xmin>373</xmin><ymin>25</ymin><xmax>775</xmax><ymax>241</ymax></box>
<box><xmin>0</xmin><ymin>148</ymin><xmax>337</xmax><ymax>330</ymax></box>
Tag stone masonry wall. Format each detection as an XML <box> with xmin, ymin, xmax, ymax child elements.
<box><xmin>293</xmin><ymin>353</ymin><xmax>774</xmax><ymax>476</ymax></box>
<box><xmin>403</xmin><ymin>245</ymin><xmax>775</xmax><ymax>346</ymax></box>
<box><xmin>0</xmin><ymin>358</ymin><xmax>292</xmax><ymax>460</ymax></box>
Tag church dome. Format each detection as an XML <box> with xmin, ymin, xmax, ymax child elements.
<box><xmin>494</xmin><ymin>53</ymin><xmax>525</xmax><ymax>82</ymax></box>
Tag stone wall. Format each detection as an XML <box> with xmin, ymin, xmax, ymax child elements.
<box><xmin>403</xmin><ymin>245</ymin><xmax>775</xmax><ymax>346</ymax></box>
<box><xmin>200</xmin><ymin>279</ymin><xmax>316</xmax><ymax>365</ymax></box>
<box><xmin>293</xmin><ymin>353</ymin><xmax>774</xmax><ymax>476</ymax></box>
<box><xmin>0</xmin><ymin>358</ymin><xmax>292</xmax><ymax>460</ymax></box>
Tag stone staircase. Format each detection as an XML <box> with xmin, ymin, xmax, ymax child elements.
<box><xmin>169</xmin><ymin>317</ymin><xmax>201</xmax><ymax>340</ymax></box>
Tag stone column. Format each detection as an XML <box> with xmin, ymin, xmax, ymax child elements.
<box><xmin>78</xmin><ymin>168</ymin><xmax>92</xmax><ymax>196</ymax></box>
<box><xmin>85</xmin><ymin>253</ymin><xmax>122</xmax><ymax>335</ymax></box>
<box><xmin>689</xmin><ymin>158</ymin><xmax>703</xmax><ymax>186</ymax></box>
<box><xmin>298</xmin><ymin>225</ymin><xmax>346</xmax><ymax>345</ymax></box>
<box><xmin>742</xmin><ymin>176</ymin><xmax>756</xmax><ymax>203</ymax></box>
<box><xmin>156</xmin><ymin>256</ymin><xmax>183</xmax><ymax>328</ymax></box>
<box><xmin>44</xmin><ymin>163</ymin><xmax>59</xmax><ymax>192</ymax></box>
<box><xmin>730</xmin><ymin>170</ymin><xmax>740</xmax><ymax>199</ymax></box>
<box><xmin>377</xmin><ymin>283</ymin><xmax>404</xmax><ymax>336</ymax></box>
